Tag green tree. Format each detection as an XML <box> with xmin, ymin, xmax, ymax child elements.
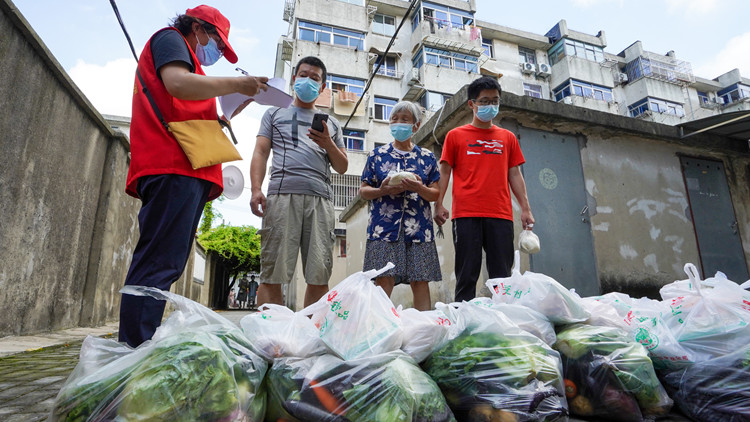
<box><xmin>199</xmin><ymin>199</ymin><xmax>224</xmax><ymax>235</ymax></box>
<box><xmin>198</xmin><ymin>224</ymin><xmax>260</xmax><ymax>294</ymax></box>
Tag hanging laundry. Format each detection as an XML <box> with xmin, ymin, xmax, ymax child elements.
<box><xmin>315</xmin><ymin>88</ymin><xmax>332</xmax><ymax>108</ymax></box>
<box><xmin>470</xmin><ymin>25</ymin><xmax>482</xmax><ymax>41</ymax></box>
<box><xmin>338</xmin><ymin>90</ymin><xmax>359</xmax><ymax>103</ymax></box>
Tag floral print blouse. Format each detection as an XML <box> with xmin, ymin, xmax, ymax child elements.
<box><xmin>361</xmin><ymin>143</ymin><xmax>440</xmax><ymax>243</ymax></box>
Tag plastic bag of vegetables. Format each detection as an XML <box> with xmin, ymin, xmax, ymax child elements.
<box><xmin>660</xmin><ymin>264</ymin><xmax>750</xmax><ymax>362</ymax></box>
<box><xmin>422</xmin><ymin>301</ymin><xmax>568</xmax><ymax>422</ymax></box>
<box><xmin>304</xmin><ymin>263</ymin><xmax>403</xmax><ymax>360</ymax></box>
<box><xmin>554</xmin><ymin>324</ymin><xmax>672</xmax><ymax>421</ymax></box>
<box><xmin>486</xmin><ymin>251</ymin><xmax>590</xmax><ymax>325</ymax></box>
<box><xmin>583</xmin><ymin>293</ymin><xmax>695</xmax><ymax>371</ymax></box>
<box><xmin>470</xmin><ymin>297</ymin><xmax>556</xmax><ymax>346</ymax></box>
<box><xmin>660</xmin><ymin>342</ymin><xmax>750</xmax><ymax>422</ymax></box>
<box><xmin>399</xmin><ymin>307</ymin><xmax>457</xmax><ymax>363</ymax></box>
<box><xmin>265</xmin><ymin>351</ymin><xmax>455</xmax><ymax>422</ymax></box>
<box><xmin>51</xmin><ymin>286</ymin><xmax>267</xmax><ymax>422</ymax></box>
<box><xmin>240</xmin><ymin>303</ymin><xmax>327</xmax><ymax>361</ymax></box>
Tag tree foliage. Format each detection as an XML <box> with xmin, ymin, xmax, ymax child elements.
<box><xmin>197</xmin><ymin>225</ymin><xmax>261</xmax><ymax>276</ymax></box>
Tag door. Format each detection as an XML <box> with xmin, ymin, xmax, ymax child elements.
<box><xmin>518</xmin><ymin>127</ymin><xmax>599</xmax><ymax>296</ymax></box>
<box><xmin>681</xmin><ymin>157</ymin><xmax>748</xmax><ymax>281</ymax></box>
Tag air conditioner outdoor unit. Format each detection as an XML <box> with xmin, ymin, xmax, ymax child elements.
<box><xmin>536</xmin><ymin>63</ymin><xmax>551</xmax><ymax>77</ymax></box>
<box><xmin>520</xmin><ymin>62</ymin><xmax>535</xmax><ymax>74</ymax></box>
<box><xmin>715</xmin><ymin>96</ymin><xmax>725</xmax><ymax>105</ymax></box>
<box><xmin>408</xmin><ymin>67</ymin><xmax>420</xmax><ymax>85</ymax></box>
<box><xmin>616</xmin><ymin>73</ymin><xmax>628</xmax><ymax>84</ymax></box>
<box><xmin>562</xmin><ymin>96</ymin><xmax>573</xmax><ymax>105</ymax></box>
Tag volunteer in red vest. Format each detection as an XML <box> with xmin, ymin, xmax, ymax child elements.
<box><xmin>120</xmin><ymin>5</ymin><xmax>268</xmax><ymax>348</ymax></box>
<box><xmin>434</xmin><ymin>76</ymin><xmax>535</xmax><ymax>302</ymax></box>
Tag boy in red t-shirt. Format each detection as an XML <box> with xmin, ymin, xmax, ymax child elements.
<box><xmin>434</xmin><ymin>76</ymin><xmax>535</xmax><ymax>302</ymax></box>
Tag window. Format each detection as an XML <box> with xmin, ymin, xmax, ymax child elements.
<box><xmin>697</xmin><ymin>91</ymin><xmax>710</xmax><ymax>107</ymax></box>
<box><xmin>329</xmin><ymin>75</ymin><xmax>365</xmax><ymax>95</ymax></box>
<box><xmin>718</xmin><ymin>83</ymin><xmax>750</xmax><ymax>105</ymax></box>
<box><xmin>413</xmin><ymin>1</ymin><xmax>475</xmax><ymax>31</ymax></box>
<box><xmin>372</xmin><ymin>13</ymin><xmax>396</xmax><ymax>36</ymax></box>
<box><xmin>298</xmin><ymin>21</ymin><xmax>364</xmax><ymax>50</ymax></box>
<box><xmin>553</xmin><ymin>79</ymin><xmax>613</xmax><ymax>103</ymax></box>
<box><xmin>548</xmin><ymin>39</ymin><xmax>604</xmax><ymax>66</ymax></box>
<box><xmin>374</xmin><ymin>55</ymin><xmax>397</xmax><ymax>77</ymax></box>
<box><xmin>523</xmin><ymin>83</ymin><xmax>543</xmax><ymax>99</ymax></box>
<box><xmin>338</xmin><ymin>236</ymin><xmax>347</xmax><ymax>257</ymax></box>
<box><xmin>519</xmin><ymin>47</ymin><xmax>536</xmax><ymax>65</ymax></box>
<box><xmin>413</xmin><ymin>46</ymin><xmax>478</xmax><ymax>72</ymax></box>
<box><xmin>628</xmin><ymin>97</ymin><xmax>685</xmax><ymax>117</ymax></box>
<box><xmin>343</xmin><ymin>129</ymin><xmax>365</xmax><ymax>151</ymax></box>
<box><xmin>419</xmin><ymin>91</ymin><xmax>451</xmax><ymax>112</ymax></box>
<box><xmin>482</xmin><ymin>38</ymin><xmax>494</xmax><ymax>58</ymax></box>
<box><xmin>628</xmin><ymin>99</ymin><xmax>650</xmax><ymax>117</ymax></box>
<box><xmin>374</xmin><ymin>97</ymin><xmax>397</xmax><ymax>120</ymax></box>
<box><xmin>374</xmin><ymin>142</ymin><xmax>386</xmax><ymax>149</ymax></box>
<box><xmin>331</xmin><ymin>173</ymin><xmax>361</xmax><ymax>208</ymax></box>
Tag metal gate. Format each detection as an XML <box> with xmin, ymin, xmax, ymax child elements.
<box><xmin>518</xmin><ymin>127</ymin><xmax>599</xmax><ymax>296</ymax></box>
<box><xmin>680</xmin><ymin>157</ymin><xmax>748</xmax><ymax>281</ymax></box>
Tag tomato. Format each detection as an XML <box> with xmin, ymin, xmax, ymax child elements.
<box><xmin>564</xmin><ymin>378</ymin><xmax>577</xmax><ymax>398</ymax></box>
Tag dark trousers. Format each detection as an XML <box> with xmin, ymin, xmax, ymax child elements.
<box><xmin>453</xmin><ymin>217</ymin><xmax>514</xmax><ymax>302</ymax></box>
<box><xmin>118</xmin><ymin>175</ymin><xmax>212</xmax><ymax>347</ymax></box>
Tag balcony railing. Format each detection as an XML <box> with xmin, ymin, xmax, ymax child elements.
<box><xmin>331</xmin><ymin>173</ymin><xmax>362</xmax><ymax>208</ymax></box>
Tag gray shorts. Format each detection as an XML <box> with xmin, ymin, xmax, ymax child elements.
<box><xmin>258</xmin><ymin>194</ymin><xmax>335</xmax><ymax>286</ymax></box>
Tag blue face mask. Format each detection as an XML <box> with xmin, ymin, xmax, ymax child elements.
<box><xmin>390</xmin><ymin>123</ymin><xmax>414</xmax><ymax>142</ymax></box>
<box><xmin>294</xmin><ymin>77</ymin><xmax>321</xmax><ymax>103</ymax></box>
<box><xmin>195</xmin><ymin>31</ymin><xmax>222</xmax><ymax>66</ymax></box>
<box><xmin>476</xmin><ymin>104</ymin><xmax>499</xmax><ymax>122</ymax></box>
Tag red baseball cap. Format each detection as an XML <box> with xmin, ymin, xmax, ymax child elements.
<box><xmin>185</xmin><ymin>5</ymin><xmax>238</xmax><ymax>63</ymax></box>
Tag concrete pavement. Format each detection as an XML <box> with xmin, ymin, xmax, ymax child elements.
<box><xmin>0</xmin><ymin>309</ymin><xmax>253</xmax><ymax>421</ymax></box>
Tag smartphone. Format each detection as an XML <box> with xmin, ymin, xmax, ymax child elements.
<box><xmin>311</xmin><ymin>113</ymin><xmax>328</xmax><ymax>132</ymax></box>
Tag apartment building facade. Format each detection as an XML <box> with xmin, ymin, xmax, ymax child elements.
<box><xmin>274</xmin><ymin>0</ymin><xmax>750</xmax><ymax>309</ymax></box>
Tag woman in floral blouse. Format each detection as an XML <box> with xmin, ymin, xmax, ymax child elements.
<box><xmin>359</xmin><ymin>101</ymin><xmax>441</xmax><ymax>310</ymax></box>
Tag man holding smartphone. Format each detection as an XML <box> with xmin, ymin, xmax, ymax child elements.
<box><xmin>250</xmin><ymin>56</ymin><xmax>348</xmax><ymax>307</ymax></box>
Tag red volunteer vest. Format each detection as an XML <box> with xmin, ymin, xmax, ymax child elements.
<box><xmin>126</xmin><ymin>27</ymin><xmax>223</xmax><ymax>200</ymax></box>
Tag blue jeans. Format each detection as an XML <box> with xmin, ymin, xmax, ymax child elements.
<box><xmin>118</xmin><ymin>174</ymin><xmax>212</xmax><ymax>347</ymax></box>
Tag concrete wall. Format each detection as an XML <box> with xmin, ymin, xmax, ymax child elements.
<box><xmin>0</xmin><ymin>1</ymin><xmax>205</xmax><ymax>337</ymax></box>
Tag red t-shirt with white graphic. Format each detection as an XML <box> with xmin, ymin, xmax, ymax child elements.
<box><xmin>440</xmin><ymin>124</ymin><xmax>525</xmax><ymax>220</ymax></box>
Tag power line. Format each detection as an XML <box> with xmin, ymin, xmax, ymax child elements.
<box><xmin>343</xmin><ymin>0</ymin><xmax>420</xmax><ymax>130</ymax></box>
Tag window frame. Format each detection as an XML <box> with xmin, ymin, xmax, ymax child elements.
<box><xmin>548</xmin><ymin>38</ymin><xmax>604</xmax><ymax>65</ymax></box>
<box><xmin>374</xmin><ymin>96</ymin><xmax>398</xmax><ymax>121</ymax></box>
<box><xmin>523</xmin><ymin>83</ymin><xmax>543</xmax><ymax>99</ymax></box>
<box><xmin>329</xmin><ymin>74</ymin><xmax>366</xmax><ymax>95</ymax></box>
<box><xmin>419</xmin><ymin>90</ymin><xmax>452</xmax><ymax>112</ymax></box>
<box><xmin>343</xmin><ymin>129</ymin><xmax>366</xmax><ymax>151</ymax></box>
<box><xmin>298</xmin><ymin>21</ymin><xmax>365</xmax><ymax>50</ymax></box>
<box><xmin>553</xmin><ymin>79</ymin><xmax>613</xmax><ymax>103</ymax></box>
<box><xmin>421</xmin><ymin>1</ymin><xmax>474</xmax><ymax>30</ymax></box>
<box><xmin>415</xmin><ymin>46</ymin><xmax>478</xmax><ymax>72</ymax></box>
<box><xmin>518</xmin><ymin>46</ymin><xmax>536</xmax><ymax>65</ymax></box>
<box><xmin>482</xmin><ymin>38</ymin><xmax>494</xmax><ymax>58</ymax></box>
<box><xmin>372</xmin><ymin>13</ymin><xmax>396</xmax><ymax>36</ymax></box>
<box><xmin>374</xmin><ymin>55</ymin><xmax>397</xmax><ymax>77</ymax></box>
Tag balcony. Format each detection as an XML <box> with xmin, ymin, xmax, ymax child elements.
<box><xmin>625</xmin><ymin>52</ymin><xmax>695</xmax><ymax>86</ymax></box>
<box><xmin>410</xmin><ymin>17</ymin><xmax>483</xmax><ymax>58</ymax></box>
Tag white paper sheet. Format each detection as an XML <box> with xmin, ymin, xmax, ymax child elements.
<box><xmin>219</xmin><ymin>77</ymin><xmax>293</xmax><ymax>119</ymax></box>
